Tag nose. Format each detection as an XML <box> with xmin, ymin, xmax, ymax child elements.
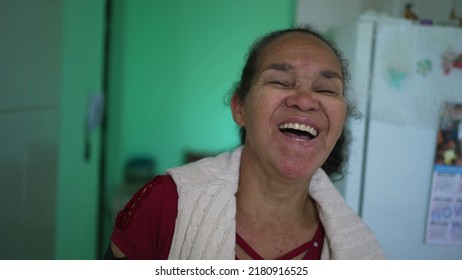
<box><xmin>285</xmin><ymin>89</ymin><xmax>320</xmax><ymax>111</ymax></box>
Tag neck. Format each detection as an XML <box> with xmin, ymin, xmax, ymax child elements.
<box><xmin>236</xmin><ymin>187</ymin><xmax>318</xmax><ymax>230</ymax></box>
<box><xmin>236</xmin><ymin>147</ymin><xmax>319</xmax><ymax>229</ymax></box>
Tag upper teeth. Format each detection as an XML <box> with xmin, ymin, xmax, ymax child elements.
<box><xmin>279</xmin><ymin>122</ymin><xmax>318</xmax><ymax>137</ymax></box>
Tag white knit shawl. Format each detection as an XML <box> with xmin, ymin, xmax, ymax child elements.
<box><xmin>167</xmin><ymin>147</ymin><xmax>385</xmax><ymax>260</ymax></box>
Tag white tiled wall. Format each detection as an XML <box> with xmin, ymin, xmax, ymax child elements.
<box><xmin>0</xmin><ymin>0</ymin><xmax>61</xmax><ymax>259</ymax></box>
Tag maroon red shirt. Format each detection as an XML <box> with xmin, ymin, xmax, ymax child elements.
<box><xmin>111</xmin><ymin>175</ymin><xmax>324</xmax><ymax>260</ymax></box>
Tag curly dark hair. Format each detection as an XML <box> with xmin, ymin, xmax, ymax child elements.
<box><xmin>231</xmin><ymin>25</ymin><xmax>357</xmax><ymax>179</ymax></box>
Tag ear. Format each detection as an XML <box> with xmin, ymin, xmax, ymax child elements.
<box><xmin>231</xmin><ymin>94</ymin><xmax>245</xmax><ymax>127</ymax></box>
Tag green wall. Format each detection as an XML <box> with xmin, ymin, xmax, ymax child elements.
<box><xmin>55</xmin><ymin>0</ymin><xmax>294</xmax><ymax>259</ymax></box>
<box><xmin>106</xmin><ymin>0</ymin><xmax>295</xmax><ymax>195</ymax></box>
<box><xmin>55</xmin><ymin>0</ymin><xmax>105</xmax><ymax>259</ymax></box>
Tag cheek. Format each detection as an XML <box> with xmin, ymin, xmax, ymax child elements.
<box><xmin>243</xmin><ymin>85</ymin><xmax>295</xmax><ymax>131</ymax></box>
<box><xmin>328</xmin><ymin>102</ymin><xmax>347</xmax><ymax>139</ymax></box>
<box><xmin>242</xmin><ymin>94</ymin><xmax>282</xmax><ymax>139</ymax></box>
<box><xmin>245</xmin><ymin>92</ymin><xmax>275</xmax><ymax>120</ymax></box>
<box><xmin>242</xmin><ymin>101</ymin><xmax>265</xmax><ymax>132</ymax></box>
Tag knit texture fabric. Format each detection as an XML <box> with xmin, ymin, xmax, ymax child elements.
<box><xmin>309</xmin><ymin>169</ymin><xmax>386</xmax><ymax>259</ymax></box>
<box><xmin>167</xmin><ymin>148</ymin><xmax>241</xmax><ymax>259</ymax></box>
<box><xmin>167</xmin><ymin>147</ymin><xmax>385</xmax><ymax>260</ymax></box>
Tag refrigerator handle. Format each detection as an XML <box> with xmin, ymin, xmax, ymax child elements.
<box><xmin>358</xmin><ymin>21</ymin><xmax>378</xmax><ymax>218</ymax></box>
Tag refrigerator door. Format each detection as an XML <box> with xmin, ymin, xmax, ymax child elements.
<box><xmin>329</xmin><ymin>20</ymin><xmax>376</xmax><ymax>213</ymax></box>
<box><xmin>361</xmin><ymin>23</ymin><xmax>462</xmax><ymax>259</ymax></box>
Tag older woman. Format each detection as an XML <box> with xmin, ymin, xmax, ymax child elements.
<box><xmin>107</xmin><ymin>26</ymin><xmax>385</xmax><ymax>260</ymax></box>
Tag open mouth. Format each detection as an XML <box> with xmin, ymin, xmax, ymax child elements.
<box><xmin>279</xmin><ymin>122</ymin><xmax>318</xmax><ymax>141</ymax></box>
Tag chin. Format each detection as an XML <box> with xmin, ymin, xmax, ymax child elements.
<box><xmin>278</xmin><ymin>161</ymin><xmax>318</xmax><ymax>182</ymax></box>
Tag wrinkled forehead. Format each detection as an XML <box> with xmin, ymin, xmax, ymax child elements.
<box><xmin>256</xmin><ymin>32</ymin><xmax>342</xmax><ymax>75</ymax></box>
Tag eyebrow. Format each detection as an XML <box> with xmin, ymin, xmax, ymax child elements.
<box><xmin>264</xmin><ymin>63</ymin><xmax>295</xmax><ymax>72</ymax></box>
<box><xmin>320</xmin><ymin>70</ymin><xmax>343</xmax><ymax>80</ymax></box>
<box><xmin>263</xmin><ymin>63</ymin><xmax>343</xmax><ymax>80</ymax></box>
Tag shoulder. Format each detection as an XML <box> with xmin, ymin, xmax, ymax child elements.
<box><xmin>111</xmin><ymin>175</ymin><xmax>178</xmax><ymax>259</ymax></box>
<box><xmin>310</xmin><ymin>171</ymin><xmax>385</xmax><ymax>259</ymax></box>
<box><xmin>167</xmin><ymin>147</ymin><xmax>243</xmax><ymax>189</ymax></box>
<box><xmin>115</xmin><ymin>175</ymin><xmax>178</xmax><ymax>232</ymax></box>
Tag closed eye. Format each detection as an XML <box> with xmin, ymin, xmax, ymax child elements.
<box><xmin>312</xmin><ymin>77</ymin><xmax>343</xmax><ymax>96</ymax></box>
<box><xmin>316</xmin><ymin>89</ymin><xmax>337</xmax><ymax>95</ymax></box>
<box><xmin>313</xmin><ymin>82</ymin><xmax>342</xmax><ymax>96</ymax></box>
<box><xmin>270</xmin><ymin>80</ymin><xmax>291</xmax><ymax>88</ymax></box>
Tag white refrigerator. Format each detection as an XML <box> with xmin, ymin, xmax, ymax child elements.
<box><xmin>330</xmin><ymin>18</ymin><xmax>462</xmax><ymax>259</ymax></box>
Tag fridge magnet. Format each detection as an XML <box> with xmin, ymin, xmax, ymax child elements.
<box><xmin>442</xmin><ymin>46</ymin><xmax>462</xmax><ymax>75</ymax></box>
<box><xmin>382</xmin><ymin>31</ymin><xmax>413</xmax><ymax>90</ymax></box>
<box><xmin>417</xmin><ymin>59</ymin><xmax>432</xmax><ymax>77</ymax></box>
<box><xmin>387</xmin><ymin>66</ymin><xmax>408</xmax><ymax>89</ymax></box>
<box><xmin>454</xmin><ymin>54</ymin><xmax>462</xmax><ymax>70</ymax></box>
<box><xmin>425</xmin><ymin>102</ymin><xmax>462</xmax><ymax>245</ymax></box>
